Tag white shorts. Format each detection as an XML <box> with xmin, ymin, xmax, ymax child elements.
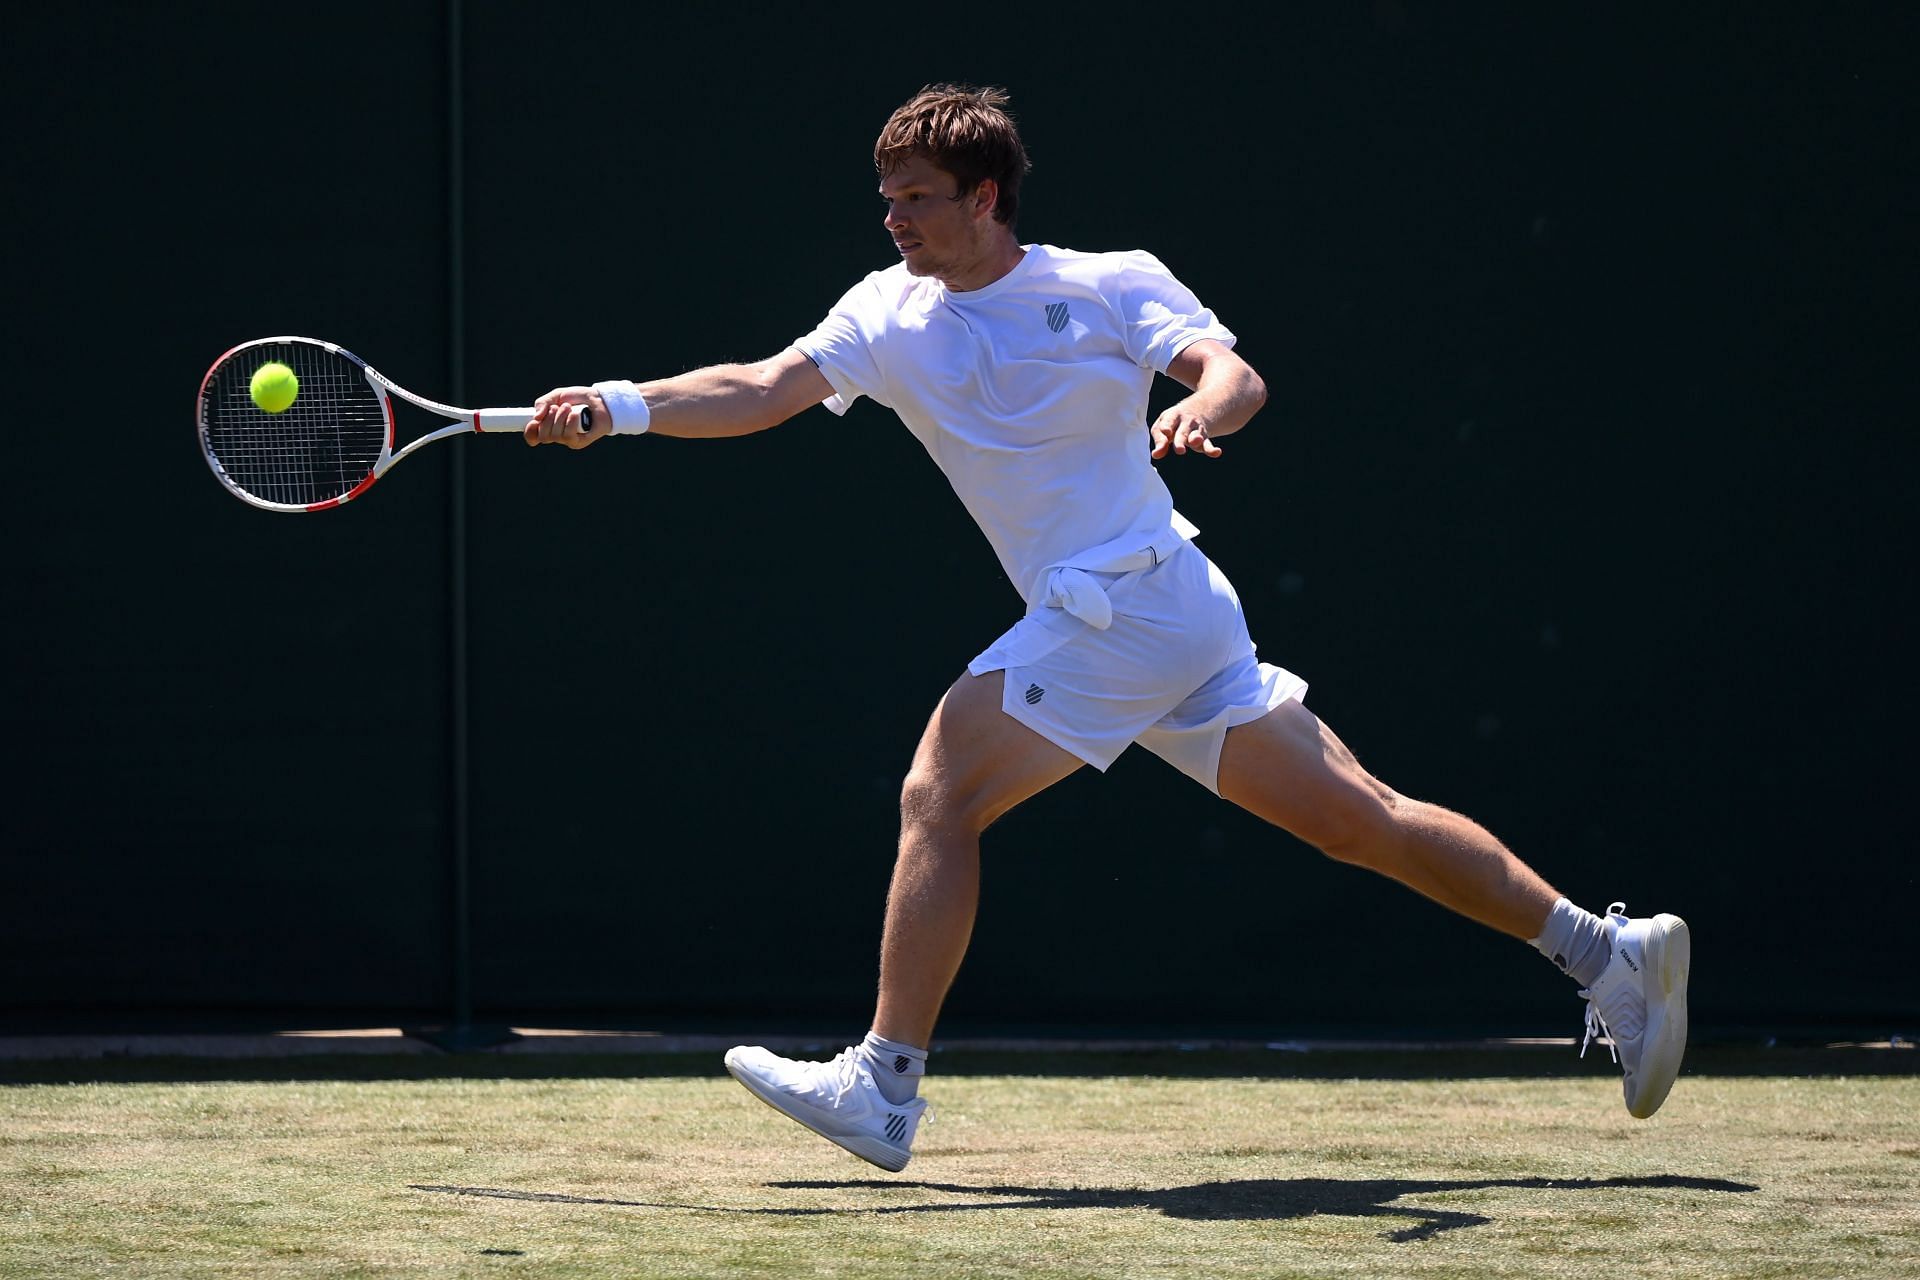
<box><xmin>966</xmin><ymin>542</ymin><xmax>1307</xmax><ymax>794</ymax></box>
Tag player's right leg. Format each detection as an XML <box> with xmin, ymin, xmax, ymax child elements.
<box><xmin>726</xmin><ymin>669</ymin><xmax>1083</xmax><ymax>1171</ymax></box>
<box><xmin>871</xmin><ymin>668</ymin><xmax>1087</xmax><ymax>1046</ymax></box>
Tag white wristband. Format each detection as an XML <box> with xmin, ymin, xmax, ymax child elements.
<box><xmin>592</xmin><ymin>380</ymin><xmax>652</xmax><ymax>435</ymax></box>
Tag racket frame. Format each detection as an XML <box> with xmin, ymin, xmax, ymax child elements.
<box><xmin>197</xmin><ymin>335</ymin><xmax>541</xmax><ymax>513</ymax></box>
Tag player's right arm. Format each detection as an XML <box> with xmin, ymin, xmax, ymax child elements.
<box><xmin>523</xmin><ymin>348</ymin><xmax>831</xmax><ymax>448</ymax></box>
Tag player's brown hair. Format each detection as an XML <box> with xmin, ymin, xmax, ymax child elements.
<box><xmin>875</xmin><ymin>84</ymin><xmax>1032</xmax><ymax>228</ymax></box>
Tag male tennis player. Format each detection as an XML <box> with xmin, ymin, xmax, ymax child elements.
<box><xmin>526</xmin><ymin>85</ymin><xmax>1690</xmax><ymax>1172</ymax></box>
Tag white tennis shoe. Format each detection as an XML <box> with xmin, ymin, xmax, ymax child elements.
<box><xmin>724</xmin><ymin>1044</ymin><xmax>928</xmax><ymax>1172</ymax></box>
<box><xmin>1578</xmin><ymin>903</ymin><xmax>1691</xmax><ymax>1119</ymax></box>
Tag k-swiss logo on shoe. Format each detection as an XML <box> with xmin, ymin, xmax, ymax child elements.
<box><xmin>893</xmin><ymin>1054</ymin><xmax>911</xmax><ymax>1074</ymax></box>
<box><xmin>1024</xmin><ymin>683</ymin><xmax>1045</xmax><ymax>705</ymax></box>
<box><xmin>885</xmin><ymin>1113</ymin><xmax>908</xmax><ymax>1142</ymax></box>
<box><xmin>1620</xmin><ymin>948</ymin><xmax>1640</xmax><ymax>973</ymax></box>
<box><xmin>1044</xmin><ymin>301</ymin><xmax>1071</xmax><ymax>333</ymax></box>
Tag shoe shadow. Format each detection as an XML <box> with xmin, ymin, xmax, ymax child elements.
<box><xmin>777</xmin><ymin>1174</ymin><xmax>1762</xmax><ymax>1242</ymax></box>
<box><xmin>412</xmin><ymin>1173</ymin><xmax>1757</xmax><ymax>1243</ymax></box>
<box><xmin>768</xmin><ymin>1174</ymin><xmax>1758</xmax><ymax>1242</ymax></box>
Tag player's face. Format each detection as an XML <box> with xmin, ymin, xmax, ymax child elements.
<box><xmin>879</xmin><ymin>155</ymin><xmax>995</xmax><ymax>283</ymax></box>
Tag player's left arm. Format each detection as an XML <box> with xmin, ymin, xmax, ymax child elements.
<box><xmin>1151</xmin><ymin>339</ymin><xmax>1267</xmax><ymax>459</ymax></box>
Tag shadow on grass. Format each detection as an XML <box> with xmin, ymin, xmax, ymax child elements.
<box><xmin>412</xmin><ymin>1173</ymin><xmax>1758</xmax><ymax>1242</ymax></box>
<box><xmin>4</xmin><ymin>1044</ymin><xmax>1913</xmax><ymax>1086</ymax></box>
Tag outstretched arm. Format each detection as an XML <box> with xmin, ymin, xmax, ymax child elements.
<box><xmin>524</xmin><ymin>348</ymin><xmax>834</xmax><ymax>448</ymax></box>
<box><xmin>1150</xmin><ymin>339</ymin><xmax>1268</xmax><ymax>459</ymax></box>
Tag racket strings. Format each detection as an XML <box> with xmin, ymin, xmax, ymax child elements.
<box><xmin>201</xmin><ymin>342</ymin><xmax>388</xmax><ymax>507</ymax></box>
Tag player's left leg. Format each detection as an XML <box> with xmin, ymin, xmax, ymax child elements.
<box><xmin>1217</xmin><ymin>700</ymin><xmax>1558</xmax><ymax>936</ymax></box>
<box><xmin>1214</xmin><ymin>701</ymin><xmax>1689</xmax><ymax>1119</ymax></box>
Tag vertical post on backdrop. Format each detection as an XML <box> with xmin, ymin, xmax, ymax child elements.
<box><xmin>410</xmin><ymin>0</ymin><xmax>516</xmax><ymax>1053</ymax></box>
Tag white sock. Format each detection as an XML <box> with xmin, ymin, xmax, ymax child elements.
<box><xmin>1529</xmin><ymin>897</ymin><xmax>1617</xmax><ymax>989</ymax></box>
<box><xmin>857</xmin><ymin>1032</ymin><xmax>926</xmax><ymax>1105</ymax></box>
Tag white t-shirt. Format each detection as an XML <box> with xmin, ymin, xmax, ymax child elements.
<box><xmin>792</xmin><ymin>244</ymin><xmax>1235</xmax><ymax>604</ymax></box>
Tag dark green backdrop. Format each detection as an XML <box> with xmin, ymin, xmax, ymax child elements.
<box><xmin>5</xmin><ymin>5</ymin><xmax>1912</xmax><ymax>1035</ymax></box>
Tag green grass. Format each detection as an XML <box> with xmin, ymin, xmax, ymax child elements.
<box><xmin>2</xmin><ymin>1050</ymin><xmax>1915</xmax><ymax>1278</ymax></box>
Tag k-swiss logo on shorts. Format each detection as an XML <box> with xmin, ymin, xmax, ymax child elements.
<box><xmin>1025</xmin><ymin>683</ymin><xmax>1046</xmax><ymax>705</ymax></box>
<box><xmin>1044</xmin><ymin>301</ymin><xmax>1071</xmax><ymax>333</ymax></box>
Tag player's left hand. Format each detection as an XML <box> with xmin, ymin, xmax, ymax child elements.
<box><xmin>1150</xmin><ymin>406</ymin><xmax>1224</xmax><ymax>459</ymax></box>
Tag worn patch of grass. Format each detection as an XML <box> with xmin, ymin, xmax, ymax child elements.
<box><xmin>1</xmin><ymin>1054</ymin><xmax>1915</xmax><ymax>1278</ymax></box>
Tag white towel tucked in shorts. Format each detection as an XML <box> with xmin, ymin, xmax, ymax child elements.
<box><xmin>967</xmin><ymin>541</ymin><xmax>1307</xmax><ymax>794</ymax></box>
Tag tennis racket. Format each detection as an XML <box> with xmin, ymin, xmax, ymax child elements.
<box><xmin>197</xmin><ymin>335</ymin><xmax>588</xmax><ymax>513</ymax></box>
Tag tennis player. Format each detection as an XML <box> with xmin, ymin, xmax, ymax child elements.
<box><xmin>526</xmin><ymin>85</ymin><xmax>1691</xmax><ymax>1172</ymax></box>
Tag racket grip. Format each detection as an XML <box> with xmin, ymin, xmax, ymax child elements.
<box><xmin>474</xmin><ymin>406</ymin><xmax>595</xmax><ymax>432</ymax></box>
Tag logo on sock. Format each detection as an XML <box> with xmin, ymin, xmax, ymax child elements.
<box><xmin>893</xmin><ymin>1054</ymin><xmax>911</xmax><ymax>1074</ymax></box>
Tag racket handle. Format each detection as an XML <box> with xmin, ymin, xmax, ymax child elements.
<box><xmin>473</xmin><ymin>406</ymin><xmax>595</xmax><ymax>433</ymax></box>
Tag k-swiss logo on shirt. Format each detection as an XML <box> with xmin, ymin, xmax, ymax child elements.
<box><xmin>1025</xmin><ymin>683</ymin><xmax>1046</xmax><ymax>705</ymax></box>
<box><xmin>1044</xmin><ymin>301</ymin><xmax>1071</xmax><ymax>333</ymax></box>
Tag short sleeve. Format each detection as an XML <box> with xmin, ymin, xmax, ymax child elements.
<box><xmin>1107</xmin><ymin>251</ymin><xmax>1237</xmax><ymax>373</ymax></box>
<box><xmin>792</xmin><ymin>275</ymin><xmax>890</xmax><ymax>416</ymax></box>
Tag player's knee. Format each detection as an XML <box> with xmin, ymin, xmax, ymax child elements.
<box><xmin>1304</xmin><ymin>779</ymin><xmax>1406</xmax><ymax>868</ymax></box>
<box><xmin>898</xmin><ymin>766</ymin><xmax>990</xmax><ymax>839</ymax></box>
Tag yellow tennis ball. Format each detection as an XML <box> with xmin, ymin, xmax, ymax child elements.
<box><xmin>250</xmin><ymin>362</ymin><xmax>299</xmax><ymax>414</ymax></box>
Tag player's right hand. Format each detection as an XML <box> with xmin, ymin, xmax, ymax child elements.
<box><xmin>526</xmin><ymin>387</ymin><xmax>609</xmax><ymax>449</ymax></box>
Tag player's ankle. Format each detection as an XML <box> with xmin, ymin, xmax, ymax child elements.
<box><xmin>858</xmin><ymin>1031</ymin><xmax>927</xmax><ymax>1105</ymax></box>
<box><xmin>1529</xmin><ymin>897</ymin><xmax>1616</xmax><ymax>989</ymax></box>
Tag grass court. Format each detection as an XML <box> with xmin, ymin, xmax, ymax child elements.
<box><xmin>3</xmin><ymin>1046</ymin><xmax>1915</xmax><ymax>1278</ymax></box>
